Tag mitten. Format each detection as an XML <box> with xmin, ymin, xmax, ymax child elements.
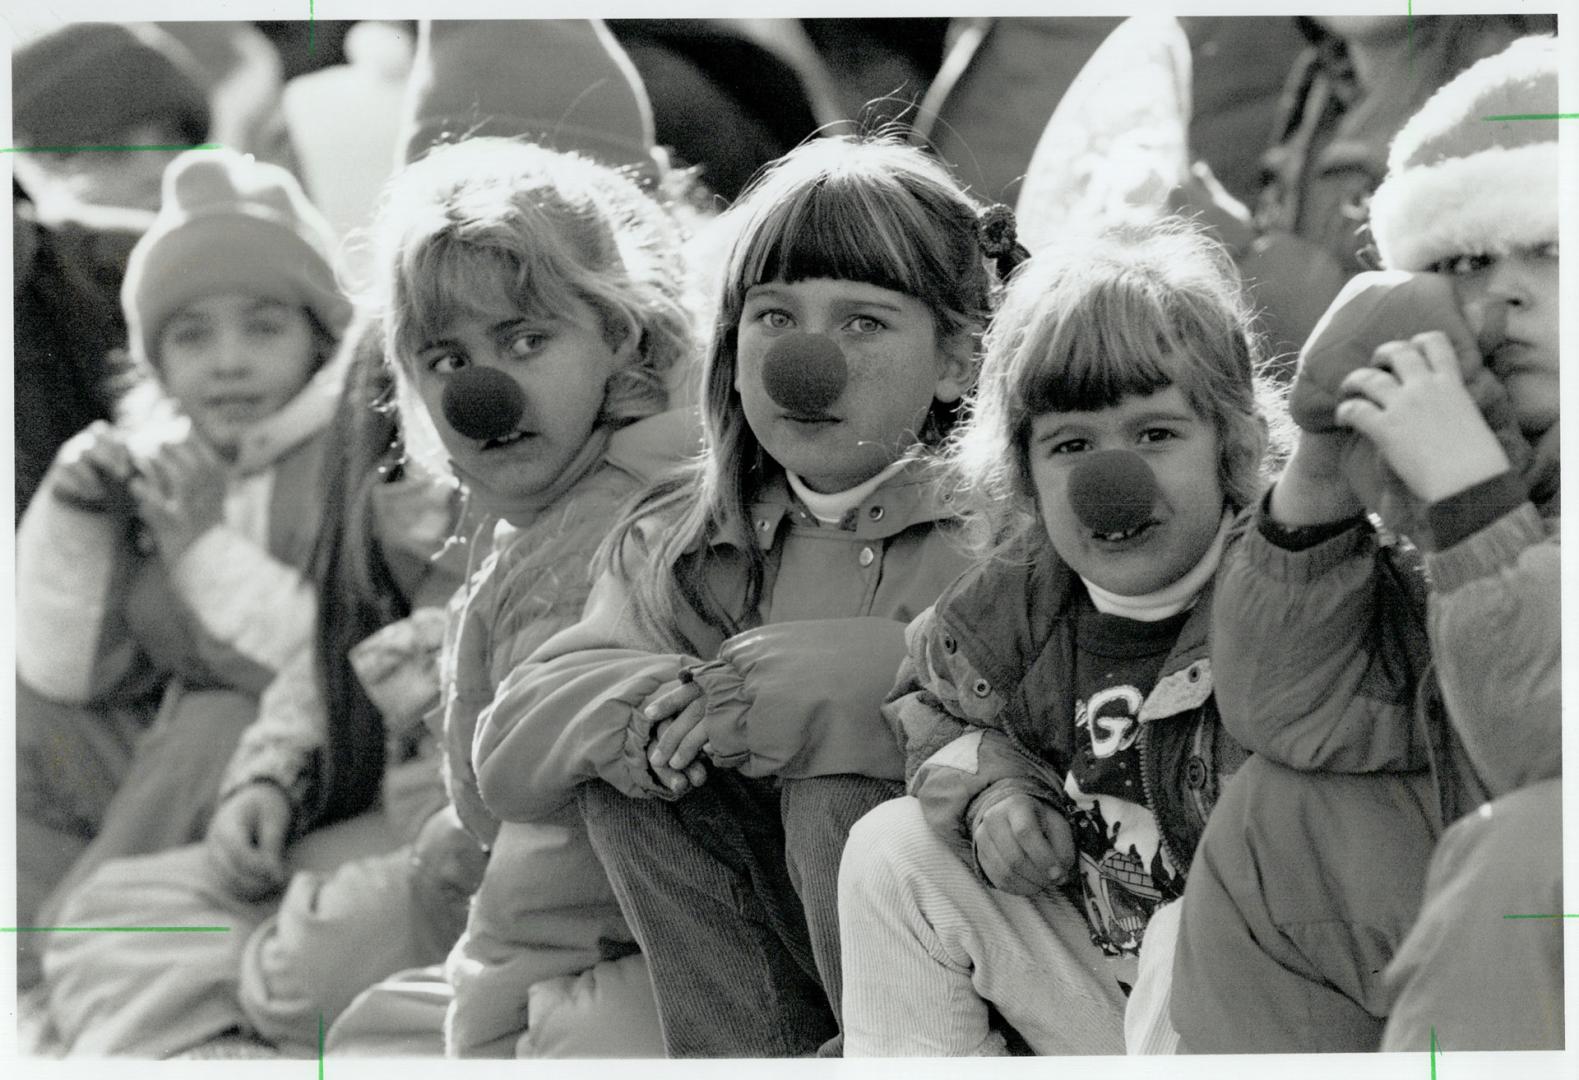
<box><xmin>1288</xmin><ymin>271</ymin><xmax>1529</xmax><ymax>477</ymax></box>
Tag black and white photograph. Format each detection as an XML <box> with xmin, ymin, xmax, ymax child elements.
<box><xmin>5</xmin><ymin>1</ymin><xmax>1573</xmax><ymax>1074</ymax></box>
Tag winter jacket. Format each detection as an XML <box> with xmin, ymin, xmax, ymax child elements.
<box><xmin>473</xmin><ymin>457</ymin><xmax>972</xmax><ymax>824</ymax></box>
<box><xmin>1211</xmin><ymin>482</ymin><xmax>1558</xmax><ymax>829</ymax></box>
<box><xmin>16</xmin><ymin>354</ymin><xmax>346</xmax><ymax>713</ymax></box>
<box><xmin>442</xmin><ymin>407</ymin><xmax>703</xmax><ymax>1056</ymax></box>
<box><xmin>886</xmin><ymin>529</ymin><xmax>1250</xmax><ymax>881</ymax></box>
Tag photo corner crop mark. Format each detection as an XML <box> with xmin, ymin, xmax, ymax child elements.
<box><xmin>1502</xmin><ymin>913</ymin><xmax>1579</xmax><ymax>918</ymax></box>
<box><xmin>319</xmin><ymin>1011</ymin><xmax>326</xmax><ymax>1080</ymax></box>
<box><xmin>1431</xmin><ymin>1026</ymin><xmax>1438</xmax><ymax>1079</ymax></box>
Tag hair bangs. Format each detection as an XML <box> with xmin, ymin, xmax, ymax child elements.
<box><xmin>390</xmin><ymin>229</ymin><xmax>581</xmax><ymax>365</ymax></box>
<box><xmin>731</xmin><ymin>169</ymin><xmax>934</xmax><ymax>304</ymax></box>
<box><xmin>1017</xmin><ymin>282</ymin><xmax>1177</xmax><ymax>419</ymax></box>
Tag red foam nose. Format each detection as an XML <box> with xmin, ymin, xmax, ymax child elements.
<box><xmin>761</xmin><ymin>333</ymin><xmax>848</xmax><ymax>415</ymax></box>
<box><xmin>441</xmin><ymin>366</ymin><xmax>526</xmax><ymax>441</ymax></box>
<box><xmin>1068</xmin><ymin>450</ymin><xmax>1159</xmax><ymax>534</ymax></box>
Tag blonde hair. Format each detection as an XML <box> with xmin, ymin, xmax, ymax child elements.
<box><xmin>366</xmin><ymin>138</ymin><xmax>696</xmax><ymax>471</ymax></box>
<box><xmin>952</xmin><ymin>218</ymin><xmax>1290</xmax><ymax>562</ymax></box>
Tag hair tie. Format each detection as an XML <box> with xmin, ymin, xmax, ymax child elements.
<box><xmin>976</xmin><ymin>203</ymin><xmax>1029</xmax><ymax>278</ymax></box>
<box><xmin>976</xmin><ymin>204</ymin><xmax>1017</xmax><ymax>257</ymax></box>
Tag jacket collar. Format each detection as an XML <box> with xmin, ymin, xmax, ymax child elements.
<box><xmin>726</xmin><ymin>456</ymin><xmax>956</xmax><ymax>551</ymax></box>
<box><xmin>231</xmin><ymin>348</ymin><xmax>350</xmax><ymax>476</ymax></box>
<box><xmin>937</xmin><ymin>531</ymin><xmax>1218</xmax><ymax>721</ymax></box>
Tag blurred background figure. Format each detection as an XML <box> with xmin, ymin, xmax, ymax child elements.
<box><xmin>12</xmin><ymin>22</ymin><xmax>213</xmax><ymax>519</ymax></box>
<box><xmin>1167</xmin><ymin>13</ymin><xmax>1554</xmax><ymax>360</ymax></box>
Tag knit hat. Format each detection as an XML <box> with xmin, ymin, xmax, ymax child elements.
<box><xmin>396</xmin><ymin>19</ymin><xmax>656</xmax><ymax>173</ymax></box>
<box><xmin>122</xmin><ymin>147</ymin><xmax>352</xmax><ymax>368</ymax></box>
<box><xmin>1368</xmin><ymin>34</ymin><xmax>1557</xmax><ymax>272</ymax></box>
<box><xmin>12</xmin><ymin>22</ymin><xmax>211</xmax><ymax>147</ymax></box>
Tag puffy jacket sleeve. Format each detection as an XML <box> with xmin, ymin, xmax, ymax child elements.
<box><xmin>15</xmin><ymin>474</ymin><xmax>147</xmax><ymax>705</ymax></box>
<box><xmin>688</xmin><ymin>616</ymin><xmax>908</xmax><ymax>781</ymax></box>
<box><xmin>1211</xmin><ymin>504</ymin><xmax>1431</xmax><ymax>772</ymax></box>
<box><xmin>1424</xmin><ymin>504</ymin><xmax>1559</xmax><ymax>796</ymax></box>
<box><xmin>216</xmin><ymin>645</ymin><xmax>324</xmax><ymax>826</ymax></box>
<box><xmin>882</xmin><ymin>606</ymin><xmax>1066</xmax><ymax>867</ymax></box>
<box><xmin>166</xmin><ymin>523</ymin><xmax>318</xmax><ymax>694</ymax></box>
<box><xmin>474</xmin><ymin>565</ymin><xmax>696</xmax><ymax>824</ymax></box>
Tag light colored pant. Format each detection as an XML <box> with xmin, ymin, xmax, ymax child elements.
<box><xmin>837</xmin><ymin>796</ymin><xmax>1131</xmax><ymax>1056</ymax></box>
<box><xmin>45</xmin><ymin>812</ymin><xmax>404</xmax><ymax>1057</ymax></box>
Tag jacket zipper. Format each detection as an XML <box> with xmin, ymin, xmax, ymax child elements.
<box><xmin>1136</xmin><ymin>721</ymin><xmax>1183</xmax><ymax>874</ymax></box>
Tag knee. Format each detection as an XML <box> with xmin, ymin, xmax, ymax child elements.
<box><xmin>838</xmin><ymin>797</ymin><xmax>938</xmax><ymax>901</ymax></box>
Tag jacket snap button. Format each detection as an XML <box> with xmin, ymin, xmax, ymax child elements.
<box><xmin>858</xmin><ymin>546</ymin><xmax>875</xmax><ymax>567</ymax></box>
<box><xmin>1185</xmin><ymin>756</ymin><xmax>1208</xmax><ymax>789</ymax></box>
<box><xmin>941</xmin><ymin>633</ymin><xmax>956</xmax><ymax>654</ymax></box>
<box><xmin>869</xmin><ymin>505</ymin><xmax>885</xmax><ymax>521</ymax></box>
<box><xmin>757</xmin><ymin>519</ymin><xmax>770</xmax><ymax>531</ymax></box>
<box><xmin>972</xmin><ymin>678</ymin><xmax>991</xmax><ymax>698</ymax></box>
<box><xmin>1187</xmin><ymin>665</ymin><xmax>1201</xmax><ymax>682</ymax></box>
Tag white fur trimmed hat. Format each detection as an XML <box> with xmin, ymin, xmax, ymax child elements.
<box><xmin>1368</xmin><ymin>34</ymin><xmax>1558</xmax><ymax>272</ymax></box>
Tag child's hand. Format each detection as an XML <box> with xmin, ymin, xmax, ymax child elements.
<box><xmin>50</xmin><ymin>421</ymin><xmax>137</xmax><ymax>509</ymax></box>
<box><xmin>1335</xmin><ymin>331</ymin><xmax>1512</xmax><ymax>504</ymax></box>
<box><xmin>206</xmin><ymin>783</ymin><xmax>291</xmax><ymax>901</ymax></box>
<box><xmin>971</xmin><ymin>792</ymin><xmax>1077</xmax><ymax>897</ymax></box>
<box><xmin>642</xmin><ymin>676</ymin><xmax>710</xmax><ymax>795</ymax></box>
<box><xmin>129</xmin><ymin>434</ymin><xmax>227</xmax><ymax>560</ymax></box>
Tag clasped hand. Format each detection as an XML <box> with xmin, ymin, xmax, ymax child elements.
<box><xmin>641</xmin><ymin>674</ymin><xmax>711</xmax><ymax>796</ymax></box>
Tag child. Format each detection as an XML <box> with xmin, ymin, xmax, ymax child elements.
<box><xmin>41</xmin><ymin>134</ymin><xmax>699</xmax><ymax>1058</ymax></box>
<box><xmin>16</xmin><ymin>146</ymin><xmax>350</xmax><ymax>973</ymax></box>
<box><xmin>41</xmin><ymin>319</ymin><xmax>465</xmax><ymax>1056</ymax></box>
<box><xmin>1169</xmin><ymin>35</ymin><xmax>1560</xmax><ymax>1053</ymax></box>
<box><xmin>837</xmin><ymin>218</ymin><xmax>1278</xmax><ymax>1055</ymax></box>
<box><xmin>326</xmin><ymin>135</ymin><xmax>699</xmax><ymax>1059</ymax></box>
<box><xmin>471</xmin><ymin>135</ymin><xmax>1027</xmax><ymax>1056</ymax></box>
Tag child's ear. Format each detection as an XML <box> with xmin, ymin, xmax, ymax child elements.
<box><xmin>932</xmin><ymin>330</ymin><xmax>977</xmax><ymax>405</ymax></box>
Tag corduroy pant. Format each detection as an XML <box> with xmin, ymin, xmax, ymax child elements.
<box><xmin>837</xmin><ymin>796</ymin><xmax>1132</xmax><ymax>1056</ymax></box>
<box><xmin>578</xmin><ymin>771</ymin><xmax>900</xmax><ymax>1057</ymax></box>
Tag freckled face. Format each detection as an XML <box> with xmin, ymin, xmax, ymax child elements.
<box><xmin>411</xmin><ymin>295</ymin><xmax>628</xmax><ymax>504</ymax></box>
<box><xmin>735</xmin><ymin>277</ymin><xmax>972</xmax><ymax>493</ymax></box>
<box><xmin>1029</xmin><ymin>384</ymin><xmax>1226</xmax><ymax>596</ymax></box>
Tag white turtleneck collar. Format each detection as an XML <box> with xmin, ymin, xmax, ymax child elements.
<box><xmin>786</xmin><ymin>459</ymin><xmax>910</xmax><ymax>526</ymax></box>
<box><xmin>1080</xmin><ymin>510</ymin><xmax>1233</xmax><ymax>622</ymax></box>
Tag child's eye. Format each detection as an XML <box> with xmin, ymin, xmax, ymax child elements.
<box><xmin>1435</xmin><ymin>253</ymin><xmax>1495</xmax><ymax>277</ymax></box>
<box><xmin>846</xmin><ymin>314</ymin><xmax>886</xmax><ymax>334</ymax></box>
<box><xmin>1526</xmin><ymin>241</ymin><xmax>1559</xmax><ymax>262</ymax></box>
<box><xmin>164</xmin><ymin>323</ymin><xmax>210</xmax><ymax>347</ymax></box>
<box><xmin>1047</xmin><ymin>438</ymin><xmax>1089</xmax><ymax>456</ymax></box>
<box><xmin>756</xmin><ymin>310</ymin><xmax>794</xmax><ymax>331</ymax></box>
<box><xmin>425</xmin><ymin>351</ymin><xmax>467</xmax><ymax>375</ymax></box>
<box><xmin>1138</xmin><ymin>428</ymin><xmax>1178</xmax><ymax>445</ymax></box>
<box><xmin>504</xmin><ymin>329</ymin><xmax>549</xmax><ymax>358</ymax></box>
<box><xmin>244</xmin><ymin>318</ymin><xmax>286</xmax><ymax>338</ymax></box>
